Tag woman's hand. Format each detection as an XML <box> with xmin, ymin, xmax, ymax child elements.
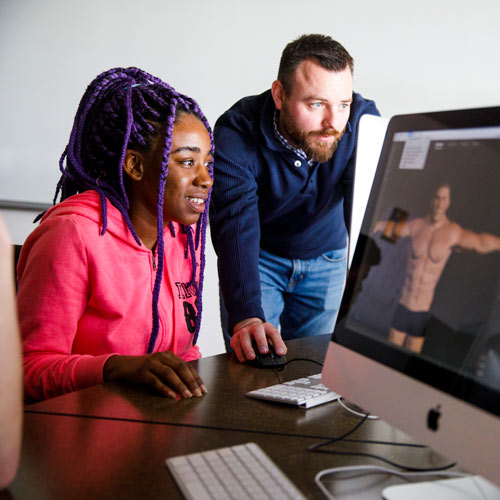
<box><xmin>103</xmin><ymin>351</ymin><xmax>207</xmax><ymax>399</ymax></box>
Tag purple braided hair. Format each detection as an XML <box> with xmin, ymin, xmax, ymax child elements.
<box><xmin>51</xmin><ymin>67</ymin><xmax>214</xmax><ymax>353</ymax></box>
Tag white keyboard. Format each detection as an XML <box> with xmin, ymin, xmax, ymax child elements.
<box><xmin>166</xmin><ymin>442</ymin><xmax>306</xmax><ymax>500</ymax></box>
<box><xmin>246</xmin><ymin>373</ymin><xmax>339</xmax><ymax>408</ymax></box>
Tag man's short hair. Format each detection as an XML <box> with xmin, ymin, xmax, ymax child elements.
<box><xmin>277</xmin><ymin>34</ymin><xmax>354</xmax><ymax>95</ymax></box>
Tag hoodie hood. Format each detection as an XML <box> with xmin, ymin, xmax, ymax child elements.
<box><xmin>42</xmin><ymin>190</ymin><xmax>148</xmax><ymax>252</ymax></box>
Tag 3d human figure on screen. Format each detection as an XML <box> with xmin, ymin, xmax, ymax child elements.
<box><xmin>374</xmin><ymin>182</ymin><xmax>500</xmax><ymax>354</ymax></box>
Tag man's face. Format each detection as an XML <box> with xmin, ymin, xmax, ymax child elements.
<box><xmin>430</xmin><ymin>185</ymin><xmax>451</xmax><ymax>222</ymax></box>
<box><xmin>273</xmin><ymin>59</ymin><xmax>353</xmax><ymax>162</ymax></box>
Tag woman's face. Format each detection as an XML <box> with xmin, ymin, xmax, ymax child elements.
<box><xmin>161</xmin><ymin>113</ymin><xmax>213</xmax><ymax>226</ymax></box>
<box><xmin>129</xmin><ymin>113</ymin><xmax>213</xmax><ymax>230</ymax></box>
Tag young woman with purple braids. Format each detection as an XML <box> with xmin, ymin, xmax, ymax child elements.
<box><xmin>17</xmin><ymin>67</ymin><xmax>214</xmax><ymax>401</ymax></box>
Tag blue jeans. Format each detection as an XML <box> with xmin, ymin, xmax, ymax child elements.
<box><xmin>221</xmin><ymin>246</ymin><xmax>347</xmax><ymax>351</ymax></box>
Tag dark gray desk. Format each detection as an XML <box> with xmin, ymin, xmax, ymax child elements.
<box><xmin>25</xmin><ymin>335</ymin><xmax>335</xmax><ymax>430</ymax></box>
<box><xmin>8</xmin><ymin>412</ymin><xmax>434</xmax><ymax>500</ymax></box>
<box><xmin>7</xmin><ymin>335</ymin><xmax>454</xmax><ymax>499</ymax></box>
<box><xmin>24</xmin><ymin>336</ymin><xmax>416</xmax><ymax>442</ymax></box>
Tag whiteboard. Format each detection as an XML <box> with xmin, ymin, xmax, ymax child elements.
<box><xmin>1</xmin><ymin>0</ymin><xmax>500</xmax><ymax>204</ymax></box>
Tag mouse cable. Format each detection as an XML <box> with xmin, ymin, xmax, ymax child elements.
<box><xmin>314</xmin><ymin>465</ymin><xmax>470</xmax><ymax>500</ymax></box>
<box><xmin>271</xmin><ymin>357</ymin><xmax>323</xmax><ymax>383</ymax></box>
<box><xmin>277</xmin><ymin>357</ymin><xmax>323</xmax><ymax>371</ymax></box>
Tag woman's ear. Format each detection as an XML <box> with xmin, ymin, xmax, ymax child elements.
<box><xmin>123</xmin><ymin>150</ymin><xmax>145</xmax><ymax>182</ymax></box>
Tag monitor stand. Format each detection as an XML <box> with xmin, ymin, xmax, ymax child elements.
<box><xmin>382</xmin><ymin>476</ymin><xmax>500</xmax><ymax>500</ymax></box>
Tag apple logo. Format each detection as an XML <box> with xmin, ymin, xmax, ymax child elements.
<box><xmin>427</xmin><ymin>405</ymin><xmax>441</xmax><ymax>431</ymax></box>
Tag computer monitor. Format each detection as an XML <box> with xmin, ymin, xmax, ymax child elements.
<box><xmin>322</xmin><ymin>106</ymin><xmax>500</xmax><ymax>487</ymax></box>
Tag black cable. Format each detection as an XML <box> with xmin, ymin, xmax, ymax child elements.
<box><xmin>277</xmin><ymin>357</ymin><xmax>324</xmax><ymax>371</ymax></box>
<box><xmin>308</xmin><ymin>414</ymin><xmax>457</xmax><ymax>472</ymax></box>
<box><xmin>24</xmin><ymin>409</ymin><xmax>358</xmax><ymax>442</ymax></box>
<box><xmin>341</xmin><ymin>438</ymin><xmax>425</xmax><ymax>448</ymax></box>
<box><xmin>28</xmin><ymin>408</ymin><xmax>457</xmax><ymax>473</ymax></box>
<box><xmin>24</xmin><ymin>408</ymin><xmax>381</xmax><ymax>447</ymax></box>
<box><xmin>311</xmin><ymin>448</ymin><xmax>457</xmax><ymax>472</ymax></box>
<box><xmin>271</xmin><ymin>356</ymin><xmax>324</xmax><ymax>383</ymax></box>
<box><xmin>308</xmin><ymin>413</ymin><xmax>369</xmax><ymax>452</ymax></box>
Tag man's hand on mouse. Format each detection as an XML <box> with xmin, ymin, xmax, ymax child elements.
<box><xmin>230</xmin><ymin>317</ymin><xmax>287</xmax><ymax>363</ymax></box>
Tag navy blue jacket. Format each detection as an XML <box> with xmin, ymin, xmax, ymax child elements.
<box><xmin>210</xmin><ymin>89</ymin><xmax>379</xmax><ymax>331</ymax></box>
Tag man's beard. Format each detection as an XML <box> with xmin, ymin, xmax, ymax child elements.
<box><xmin>280</xmin><ymin>105</ymin><xmax>346</xmax><ymax>163</ymax></box>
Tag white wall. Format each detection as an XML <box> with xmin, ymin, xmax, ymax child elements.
<box><xmin>0</xmin><ymin>208</ymin><xmax>41</xmax><ymax>246</ymax></box>
<box><xmin>1</xmin><ymin>0</ymin><xmax>499</xmax><ymax>356</ymax></box>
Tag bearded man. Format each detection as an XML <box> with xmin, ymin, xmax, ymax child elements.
<box><xmin>209</xmin><ymin>34</ymin><xmax>380</xmax><ymax>362</ymax></box>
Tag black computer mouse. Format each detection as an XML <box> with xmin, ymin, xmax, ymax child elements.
<box><xmin>250</xmin><ymin>339</ymin><xmax>287</xmax><ymax>368</ymax></box>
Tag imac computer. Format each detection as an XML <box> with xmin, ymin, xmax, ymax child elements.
<box><xmin>322</xmin><ymin>106</ymin><xmax>500</xmax><ymax>489</ymax></box>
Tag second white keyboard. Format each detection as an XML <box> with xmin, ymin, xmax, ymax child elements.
<box><xmin>166</xmin><ymin>442</ymin><xmax>306</xmax><ymax>499</ymax></box>
<box><xmin>246</xmin><ymin>373</ymin><xmax>339</xmax><ymax>408</ymax></box>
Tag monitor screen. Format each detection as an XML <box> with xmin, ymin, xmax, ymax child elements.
<box><xmin>322</xmin><ymin>106</ymin><xmax>500</xmax><ymax>486</ymax></box>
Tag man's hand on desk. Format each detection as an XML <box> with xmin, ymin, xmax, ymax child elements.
<box><xmin>103</xmin><ymin>352</ymin><xmax>207</xmax><ymax>399</ymax></box>
<box><xmin>230</xmin><ymin>318</ymin><xmax>287</xmax><ymax>363</ymax></box>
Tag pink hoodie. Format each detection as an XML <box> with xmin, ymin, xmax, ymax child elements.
<box><xmin>17</xmin><ymin>191</ymin><xmax>201</xmax><ymax>401</ymax></box>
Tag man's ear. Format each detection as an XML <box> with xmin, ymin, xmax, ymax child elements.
<box><xmin>122</xmin><ymin>150</ymin><xmax>144</xmax><ymax>182</ymax></box>
<box><xmin>271</xmin><ymin>80</ymin><xmax>285</xmax><ymax>111</ymax></box>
